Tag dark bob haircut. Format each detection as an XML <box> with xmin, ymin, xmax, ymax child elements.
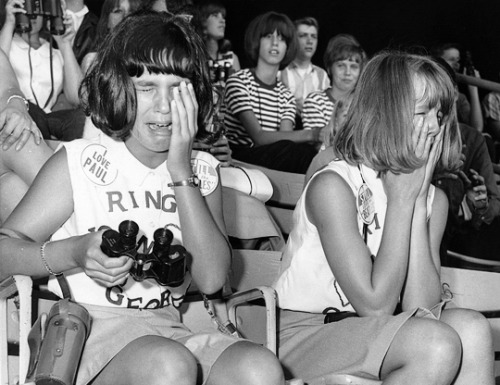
<box><xmin>244</xmin><ymin>11</ymin><xmax>297</xmax><ymax>70</ymax></box>
<box><xmin>80</xmin><ymin>11</ymin><xmax>213</xmax><ymax>141</ymax></box>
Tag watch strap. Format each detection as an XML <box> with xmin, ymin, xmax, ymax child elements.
<box><xmin>168</xmin><ymin>174</ymin><xmax>199</xmax><ymax>187</ymax></box>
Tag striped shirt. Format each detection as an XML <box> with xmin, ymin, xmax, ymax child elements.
<box><xmin>280</xmin><ymin>62</ymin><xmax>330</xmax><ymax>115</ymax></box>
<box><xmin>302</xmin><ymin>89</ymin><xmax>336</xmax><ymax>130</ymax></box>
<box><xmin>224</xmin><ymin>68</ymin><xmax>296</xmax><ymax>147</ymax></box>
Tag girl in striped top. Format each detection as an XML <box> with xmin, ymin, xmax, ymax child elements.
<box><xmin>223</xmin><ymin>11</ymin><xmax>323</xmax><ymax>174</ymax></box>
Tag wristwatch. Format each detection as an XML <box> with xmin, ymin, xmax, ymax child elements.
<box><xmin>168</xmin><ymin>174</ymin><xmax>200</xmax><ymax>188</ymax></box>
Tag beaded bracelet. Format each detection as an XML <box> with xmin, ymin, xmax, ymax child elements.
<box><xmin>7</xmin><ymin>95</ymin><xmax>29</xmax><ymax>112</ymax></box>
<box><xmin>40</xmin><ymin>241</ymin><xmax>62</xmax><ymax>276</ymax></box>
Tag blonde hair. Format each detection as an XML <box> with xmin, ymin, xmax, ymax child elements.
<box><xmin>334</xmin><ymin>51</ymin><xmax>462</xmax><ymax>174</ymax></box>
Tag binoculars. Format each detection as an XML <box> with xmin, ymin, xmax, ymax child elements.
<box><xmin>100</xmin><ymin>220</ymin><xmax>187</xmax><ymax>287</ymax></box>
<box><xmin>15</xmin><ymin>0</ymin><xmax>65</xmax><ymax>35</ymax></box>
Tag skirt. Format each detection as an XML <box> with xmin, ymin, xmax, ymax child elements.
<box><xmin>76</xmin><ymin>304</ymin><xmax>239</xmax><ymax>385</ymax></box>
<box><xmin>277</xmin><ymin>302</ymin><xmax>447</xmax><ymax>382</ymax></box>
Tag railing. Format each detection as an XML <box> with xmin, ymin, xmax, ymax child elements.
<box><xmin>456</xmin><ymin>73</ymin><xmax>500</xmax><ymax>93</ymax></box>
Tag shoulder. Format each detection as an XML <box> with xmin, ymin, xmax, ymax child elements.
<box><xmin>305</xmin><ymin>165</ymin><xmax>356</xmax><ymax>226</ymax></box>
<box><xmin>312</xmin><ymin>64</ymin><xmax>328</xmax><ymax>75</ymax></box>
<box><xmin>305</xmin><ymin>90</ymin><xmax>329</xmax><ymax>103</ymax></box>
<box><xmin>226</xmin><ymin>69</ymin><xmax>252</xmax><ymax>88</ymax></box>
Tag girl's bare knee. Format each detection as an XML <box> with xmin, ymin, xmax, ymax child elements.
<box><xmin>131</xmin><ymin>336</ymin><xmax>197</xmax><ymax>385</ymax></box>
<box><xmin>383</xmin><ymin>318</ymin><xmax>462</xmax><ymax>382</ymax></box>
<box><xmin>209</xmin><ymin>341</ymin><xmax>284</xmax><ymax>385</ymax></box>
<box><xmin>442</xmin><ymin>308</ymin><xmax>494</xmax><ymax>354</ymax></box>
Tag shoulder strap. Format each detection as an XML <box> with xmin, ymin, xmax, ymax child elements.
<box><xmin>56</xmin><ymin>274</ymin><xmax>73</xmax><ymax>300</ymax></box>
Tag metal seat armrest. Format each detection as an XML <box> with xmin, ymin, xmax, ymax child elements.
<box><xmin>225</xmin><ymin>286</ymin><xmax>277</xmax><ymax>354</ymax></box>
<box><xmin>1</xmin><ymin>275</ymin><xmax>33</xmax><ymax>385</ymax></box>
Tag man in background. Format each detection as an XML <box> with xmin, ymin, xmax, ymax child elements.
<box><xmin>280</xmin><ymin>17</ymin><xmax>329</xmax><ymax>130</ymax></box>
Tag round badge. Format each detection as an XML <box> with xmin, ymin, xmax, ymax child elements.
<box><xmin>80</xmin><ymin>144</ymin><xmax>118</xmax><ymax>186</ymax></box>
<box><xmin>190</xmin><ymin>154</ymin><xmax>219</xmax><ymax>197</ymax></box>
<box><xmin>357</xmin><ymin>184</ymin><xmax>375</xmax><ymax>225</ymax></box>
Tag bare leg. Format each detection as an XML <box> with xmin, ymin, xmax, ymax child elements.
<box><xmin>440</xmin><ymin>308</ymin><xmax>495</xmax><ymax>385</ymax></box>
<box><xmin>207</xmin><ymin>341</ymin><xmax>284</xmax><ymax>385</ymax></box>
<box><xmin>0</xmin><ymin>172</ymin><xmax>29</xmax><ymax>224</ymax></box>
<box><xmin>0</xmin><ymin>136</ymin><xmax>53</xmax><ymax>222</ymax></box>
<box><xmin>380</xmin><ymin>317</ymin><xmax>461</xmax><ymax>385</ymax></box>
<box><xmin>92</xmin><ymin>335</ymin><xmax>198</xmax><ymax>385</ymax></box>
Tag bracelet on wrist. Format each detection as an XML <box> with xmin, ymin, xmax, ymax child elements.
<box><xmin>7</xmin><ymin>95</ymin><xmax>29</xmax><ymax>112</ymax></box>
<box><xmin>40</xmin><ymin>241</ymin><xmax>62</xmax><ymax>276</ymax></box>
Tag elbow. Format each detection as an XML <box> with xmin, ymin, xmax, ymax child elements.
<box><xmin>196</xmin><ymin>275</ymin><xmax>227</xmax><ymax>295</ymax></box>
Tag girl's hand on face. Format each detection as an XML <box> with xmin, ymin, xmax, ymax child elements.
<box><xmin>416</xmin><ymin>121</ymin><xmax>444</xmax><ymax>201</ymax></box>
<box><xmin>168</xmin><ymin>81</ymin><xmax>199</xmax><ymax>177</ymax></box>
<box><xmin>53</xmin><ymin>12</ymin><xmax>76</xmax><ymax>45</ymax></box>
<box><xmin>382</xmin><ymin>116</ymin><xmax>441</xmax><ymax>205</ymax></box>
<box><xmin>5</xmin><ymin>0</ymin><xmax>25</xmax><ymax>27</ymax></box>
<box><xmin>76</xmin><ymin>231</ymin><xmax>134</xmax><ymax>287</ymax></box>
<box><xmin>410</xmin><ymin>113</ymin><xmax>443</xmax><ymax>201</ymax></box>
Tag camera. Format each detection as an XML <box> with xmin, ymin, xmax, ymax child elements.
<box><xmin>209</xmin><ymin>61</ymin><xmax>231</xmax><ymax>84</ymax></box>
<box><xmin>101</xmin><ymin>220</ymin><xmax>187</xmax><ymax>287</ymax></box>
<box><xmin>15</xmin><ymin>0</ymin><xmax>65</xmax><ymax>35</ymax></box>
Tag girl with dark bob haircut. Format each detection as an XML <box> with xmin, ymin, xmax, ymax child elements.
<box><xmin>224</xmin><ymin>11</ymin><xmax>322</xmax><ymax>173</ymax></box>
<box><xmin>274</xmin><ymin>51</ymin><xmax>494</xmax><ymax>384</ymax></box>
<box><xmin>0</xmin><ymin>11</ymin><xmax>285</xmax><ymax>385</ymax></box>
<box><xmin>243</xmin><ymin>11</ymin><xmax>297</xmax><ymax>70</ymax></box>
<box><xmin>80</xmin><ymin>10</ymin><xmax>214</xmax><ymax>141</ymax></box>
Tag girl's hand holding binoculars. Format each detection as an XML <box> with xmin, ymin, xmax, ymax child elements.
<box><xmin>75</xmin><ymin>232</ymin><xmax>134</xmax><ymax>287</ymax></box>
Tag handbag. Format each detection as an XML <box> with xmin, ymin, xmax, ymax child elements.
<box><xmin>26</xmin><ymin>275</ymin><xmax>92</xmax><ymax>385</ymax></box>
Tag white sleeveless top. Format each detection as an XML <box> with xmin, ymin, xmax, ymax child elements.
<box><xmin>274</xmin><ymin>160</ymin><xmax>435</xmax><ymax>314</ymax></box>
<box><xmin>49</xmin><ymin>134</ymin><xmax>220</xmax><ymax>308</ymax></box>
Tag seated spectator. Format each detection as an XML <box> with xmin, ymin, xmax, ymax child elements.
<box><xmin>482</xmin><ymin>89</ymin><xmax>500</xmax><ymax>143</ymax></box>
<box><xmin>0</xmin><ymin>0</ymin><xmax>82</xmax><ymax>114</ymax></box>
<box><xmin>65</xmin><ymin>0</ymin><xmax>98</xmax><ymax>65</ymax></box>
<box><xmin>301</xmin><ymin>33</ymin><xmax>366</xmax><ymax>138</ymax></box>
<box><xmin>195</xmin><ymin>0</ymin><xmax>241</xmax><ymax>90</ymax></box>
<box><xmin>0</xmin><ymin>11</ymin><xmax>285</xmax><ymax>385</ymax></box>
<box><xmin>433</xmin><ymin>58</ymin><xmax>500</xmax><ymax>262</ymax></box>
<box><xmin>280</xmin><ymin>16</ymin><xmax>330</xmax><ymax>128</ymax></box>
<box><xmin>305</xmin><ymin>92</ymin><xmax>353</xmax><ymax>182</ymax></box>
<box><xmin>224</xmin><ymin>11</ymin><xmax>323</xmax><ymax>174</ymax></box>
<box><xmin>81</xmin><ymin>0</ymin><xmax>143</xmax><ymax>73</ymax></box>
<box><xmin>431</xmin><ymin>42</ymin><xmax>484</xmax><ymax>132</ymax></box>
<box><xmin>0</xmin><ymin>0</ymin><xmax>87</xmax><ymax>141</ymax></box>
<box><xmin>274</xmin><ymin>50</ymin><xmax>494</xmax><ymax>384</ymax></box>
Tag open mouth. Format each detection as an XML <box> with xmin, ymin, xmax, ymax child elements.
<box><xmin>148</xmin><ymin>123</ymin><xmax>172</xmax><ymax>131</ymax></box>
